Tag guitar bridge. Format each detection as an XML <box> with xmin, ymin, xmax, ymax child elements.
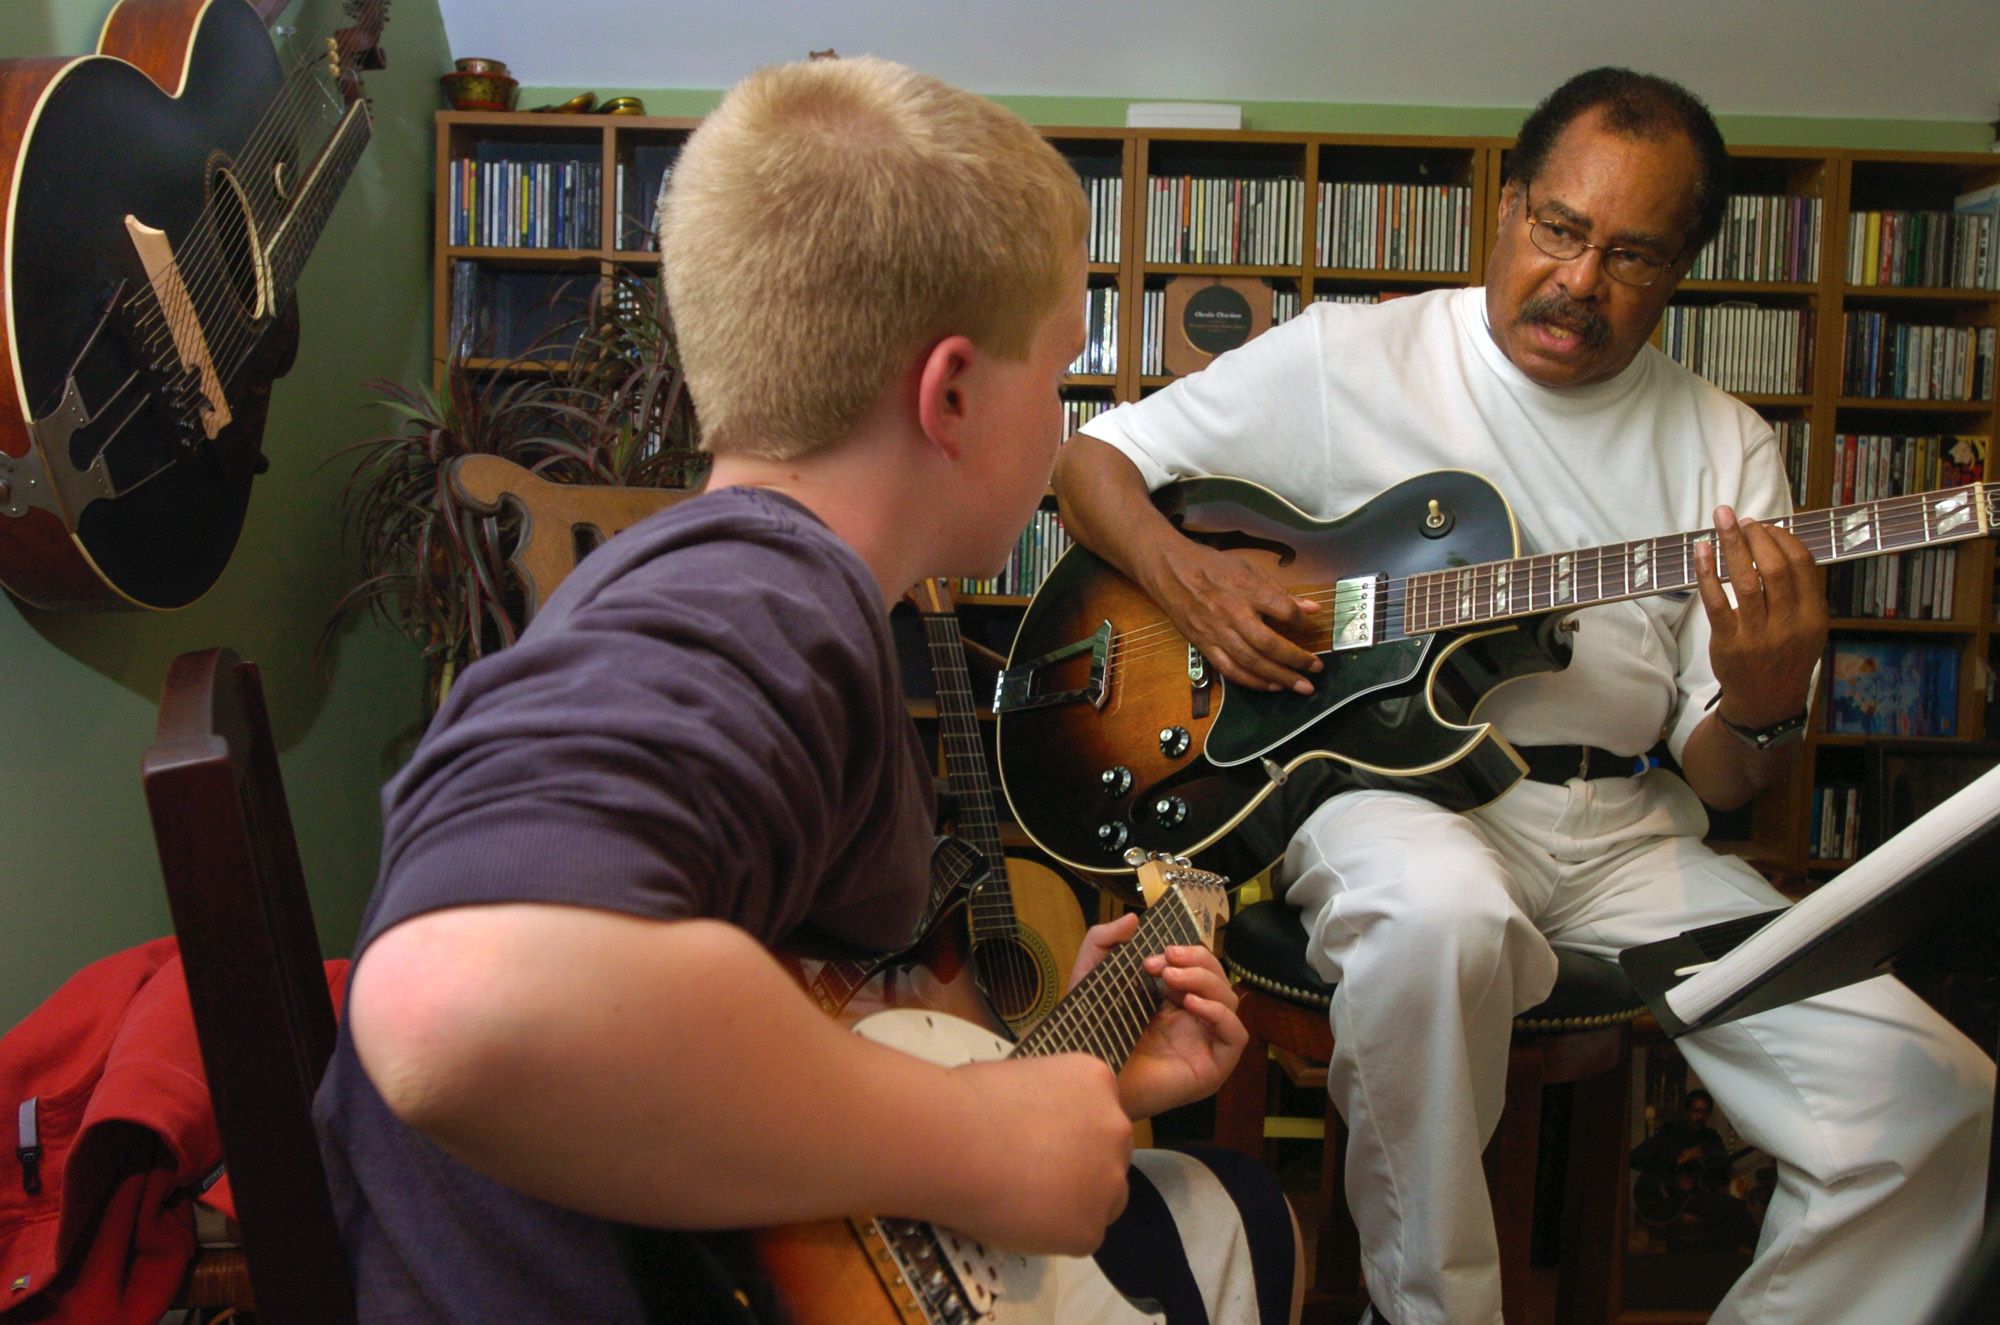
<box><xmin>994</xmin><ymin>620</ymin><xmax>1113</xmax><ymax>714</ymax></box>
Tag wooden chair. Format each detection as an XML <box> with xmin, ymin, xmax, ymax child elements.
<box><xmin>142</xmin><ymin>648</ymin><xmax>356</xmax><ymax>1325</ymax></box>
<box><xmin>447</xmin><ymin>454</ymin><xmax>694</xmax><ymax>623</ymax></box>
<box><xmin>1214</xmin><ymin>899</ymin><xmax>1644</xmax><ymax>1325</ymax></box>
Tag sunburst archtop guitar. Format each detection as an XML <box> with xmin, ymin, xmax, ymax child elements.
<box><xmin>995</xmin><ymin>470</ymin><xmax>1999</xmax><ymax>880</ymax></box>
<box><xmin>0</xmin><ymin>0</ymin><xmax>387</xmax><ymax>610</ymax></box>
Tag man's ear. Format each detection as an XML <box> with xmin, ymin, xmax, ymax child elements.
<box><xmin>915</xmin><ymin>334</ymin><xmax>980</xmax><ymax>461</ymax></box>
<box><xmin>1497</xmin><ymin>180</ymin><xmax>1521</xmax><ymax>226</ymax></box>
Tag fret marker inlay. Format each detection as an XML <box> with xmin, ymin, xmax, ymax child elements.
<box><xmin>1839</xmin><ymin>508</ymin><xmax>1873</xmax><ymax>553</ymax></box>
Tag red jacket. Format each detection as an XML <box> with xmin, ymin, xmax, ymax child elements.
<box><xmin>0</xmin><ymin>938</ymin><xmax>347</xmax><ymax>1323</ymax></box>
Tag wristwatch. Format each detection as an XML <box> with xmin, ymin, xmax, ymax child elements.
<box><xmin>1717</xmin><ymin>708</ymin><xmax>1809</xmax><ymax>750</ymax></box>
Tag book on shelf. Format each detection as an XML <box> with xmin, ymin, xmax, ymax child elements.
<box><xmin>1842</xmin><ymin>315</ymin><xmax>1997</xmax><ymax>402</ymax></box>
<box><xmin>958</xmin><ymin>507</ymin><xmax>1074</xmax><ymax>597</ymax></box>
<box><xmin>1314</xmin><ymin>181</ymin><xmax>1471</xmax><ymax>273</ymax></box>
<box><xmin>1145</xmin><ymin>176</ymin><xmax>1303</xmax><ymax>265</ymax></box>
<box><xmin>1077</xmin><ymin>173</ymin><xmax>1122</xmax><ymax>265</ymax></box>
<box><xmin>1621</xmin><ymin>760</ymin><xmax>2000</xmax><ymax>1036</ymax></box>
<box><xmin>1827</xmin><ymin>549</ymin><xmax>1957</xmax><ymax>621</ymax></box>
<box><xmin>447</xmin><ymin>145</ymin><xmax>602</xmax><ymax>250</ymax></box>
<box><xmin>1845</xmin><ymin>187</ymin><xmax>2000</xmax><ymax>290</ymax></box>
<box><xmin>1068</xmin><ymin>287</ymin><xmax>1119</xmax><ymax>376</ymax></box>
<box><xmin>1688</xmin><ymin>194</ymin><xmax>1821</xmax><ymax>283</ymax></box>
<box><xmin>448</xmin><ymin>260</ymin><xmax>593</xmax><ymax>360</ymax></box>
<box><xmin>1808</xmin><ymin>782</ymin><xmax>1864</xmax><ymax>861</ymax></box>
<box><xmin>1062</xmin><ymin>397</ymin><xmax>1111</xmax><ymax>441</ymax></box>
<box><xmin>1828</xmin><ymin>432</ymin><xmax>1985</xmax><ymax>505</ymax></box>
<box><xmin>1828</xmin><ymin>639</ymin><xmax>1960</xmax><ymax>738</ymax></box>
<box><xmin>1775</xmin><ymin>418</ymin><xmax>1810</xmax><ymax>508</ymax></box>
<box><xmin>1660</xmin><ymin>302</ymin><xmax>1813</xmax><ymax>395</ymax></box>
<box><xmin>613</xmin><ymin>153</ymin><xmax>677</xmax><ymax>251</ymax></box>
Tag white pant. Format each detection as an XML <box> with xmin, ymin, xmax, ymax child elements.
<box><xmin>1279</xmin><ymin>774</ymin><xmax>1994</xmax><ymax>1325</ymax></box>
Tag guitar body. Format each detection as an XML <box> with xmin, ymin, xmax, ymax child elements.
<box><xmin>759</xmin><ymin>903</ymin><xmax>1071</xmax><ymax>1325</ymax></box>
<box><xmin>0</xmin><ymin>0</ymin><xmax>382</xmax><ymax>609</ymax></box>
<box><xmin>758</xmin><ymin>861</ymin><xmax>1226</xmax><ymax>1325</ymax></box>
<box><xmin>997</xmin><ymin>473</ymin><xmax>1575</xmax><ymax>881</ymax></box>
<box><xmin>972</xmin><ymin>853</ymin><xmax>1089</xmax><ymax>1034</ymax></box>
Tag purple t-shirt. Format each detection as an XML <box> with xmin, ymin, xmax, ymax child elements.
<box><xmin>314</xmin><ymin>487</ymin><xmax>934</xmax><ymax>1322</ymax></box>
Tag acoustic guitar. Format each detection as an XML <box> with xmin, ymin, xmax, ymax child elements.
<box><xmin>0</xmin><ymin>0</ymin><xmax>388</xmax><ymax>610</ymax></box>
<box><xmin>994</xmin><ymin>471</ymin><xmax>2000</xmax><ymax>878</ymax></box>
<box><xmin>756</xmin><ymin>856</ymin><xmax>1230</xmax><ymax>1325</ymax></box>
<box><xmin>908</xmin><ymin>577</ymin><xmax>1088</xmax><ymax>1034</ymax></box>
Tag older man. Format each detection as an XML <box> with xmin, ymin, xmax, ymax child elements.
<box><xmin>1055</xmin><ymin>68</ymin><xmax>1991</xmax><ymax>1325</ymax></box>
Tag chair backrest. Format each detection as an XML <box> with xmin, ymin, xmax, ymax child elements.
<box><xmin>142</xmin><ymin>648</ymin><xmax>355</xmax><ymax>1325</ymax></box>
<box><xmin>448</xmin><ymin>453</ymin><xmax>695</xmax><ymax>623</ymax></box>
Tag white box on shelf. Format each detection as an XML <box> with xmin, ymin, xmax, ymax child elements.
<box><xmin>1125</xmin><ymin>102</ymin><xmax>1242</xmax><ymax>130</ymax></box>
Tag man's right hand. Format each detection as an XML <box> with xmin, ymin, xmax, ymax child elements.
<box><xmin>939</xmin><ymin>1054</ymin><xmax>1134</xmax><ymax>1256</ymax></box>
<box><xmin>1147</xmin><ymin>538</ymin><xmax>1324</xmax><ymax>695</ymax></box>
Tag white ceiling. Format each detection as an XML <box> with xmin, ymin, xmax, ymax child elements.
<box><xmin>437</xmin><ymin>0</ymin><xmax>2000</xmax><ymax>123</ymax></box>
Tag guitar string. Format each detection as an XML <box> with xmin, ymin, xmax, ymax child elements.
<box><xmin>118</xmin><ymin>54</ymin><xmax>341</xmax><ymax>345</ymax></box>
<box><xmin>123</xmin><ymin>92</ymin><xmax>369</xmax><ymax>381</ymax></box>
<box><xmin>116</xmin><ymin>23</ymin><xmax>376</xmax><ymax>394</ymax></box>
<box><xmin>1080</xmin><ymin>490</ymin><xmax>1987</xmax><ymax>683</ymax></box>
<box><xmin>129</xmin><ymin>0</ymin><xmax>385</xmax><ymax>330</ymax></box>
<box><xmin>924</xmin><ymin>615</ymin><xmax>1045</xmax><ymax>1014</ymax></box>
<box><xmin>1017</xmin><ymin>893</ymin><xmax>1205</xmax><ymax>1065</ymax></box>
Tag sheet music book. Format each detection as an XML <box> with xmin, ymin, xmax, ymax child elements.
<box><xmin>1621</xmin><ymin>761</ymin><xmax>2000</xmax><ymax>1036</ymax></box>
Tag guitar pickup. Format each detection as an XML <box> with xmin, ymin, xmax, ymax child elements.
<box><xmin>994</xmin><ymin>620</ymin><xmax>1113</xmax><ymax>714</ymax></box>
<box><xmin>1328</xmin><ymin>575</ymin><xmax>1378</xmax><ymax>651</ymax></box>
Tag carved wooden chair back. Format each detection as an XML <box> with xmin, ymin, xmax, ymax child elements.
<box><xmin>447</xmin><ymin>454</ymin><xmax>696</xmax><ymax>624</ymax></box>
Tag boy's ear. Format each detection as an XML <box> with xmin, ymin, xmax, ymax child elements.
<box><xmin>915</xmin><ymin>335</ymin><xmax>980</xmax><ymax>461</ymax></box>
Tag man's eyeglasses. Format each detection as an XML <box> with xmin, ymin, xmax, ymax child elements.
<box><xmin>1521</xmin><ymin>187</ymin><xmax>1683</xmax><ymax>287</ymax></box>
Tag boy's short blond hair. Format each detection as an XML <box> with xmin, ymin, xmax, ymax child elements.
<box><xmin>661</xmin><ymin>57</ymin><xmax>1087</xmax><ymax>460</ymax></box>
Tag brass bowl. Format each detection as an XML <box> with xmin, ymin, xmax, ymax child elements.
<box><xmin>530</xmin><ymin>92</ymin><xmax>597</xmax><ymax>114</ymax></box>
<box><xmin>441</xmin><ymin>71</ymin><xmax>518</xmax><ymax>112</ymax></box>
<box><xmin>453</xmin><ymin>57</ymin><xmax>509</xmax><ymax>76</ymax></box>
<box><xmin>597</xmin><ymin>96</ymin><xmax>646</xmax><ymax>115</ymax></box>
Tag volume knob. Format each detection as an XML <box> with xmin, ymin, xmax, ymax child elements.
<box><xmin>1096</xmin><ymin>821</ymin><xmax>1130</xmax><ymax>852</ymax></box>
<box><xmin>1158</xmin><ymin>726</ymin><xmax>1192</xmax><ymax>758</ymax></box>
<box><xmin>1100</xmin><ymin>766</ymin><xmax>1133</xmax><ymax>797</ymax></box>
<box><xmin>1152</xmin><ymin>796</ymin><xmax>1188</xmax><ymax>828</ymax></box>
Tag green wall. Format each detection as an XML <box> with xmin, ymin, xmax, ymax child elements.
<box><xmin>0</xmin><ymin>0</ymin><xmax>446</xmax><ymax>1028</ymax></box>
<box><xmin>518</xmin><ymin>85</ymin><xmax>1996</xmax><ymax>153</ymax></box>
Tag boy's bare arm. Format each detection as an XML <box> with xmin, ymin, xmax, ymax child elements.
<box><xmin>349</xmin><ymin>903</ymin><xmax>1134</xmax><ymax>1256</ymax></box>
<box><xmin>1055</xmin><ymin>434</ymin><xmax>1322</xmax><ymax>694</ymax></box>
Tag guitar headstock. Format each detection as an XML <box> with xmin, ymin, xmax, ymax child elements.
<box><xmin>1135</xmin><ymin>858</ymin><xmax>1231</xmax><ymax>951</ymax></box>
<box><xmin>904</xmin><ymin>577</ymin><xmax>958</xmax><ymax>617</ymax></box>
<box><xmin>332</xmin><ymin>0</ymin><xmax>390</xmax><ymax>103</ymax></box>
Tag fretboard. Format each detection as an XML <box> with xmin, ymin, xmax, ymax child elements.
<box><xmin>1400</xmin><ymin>484</ymin><xmax>1993</xmax><ymax>637</ymax></box>
<box><xmin>920</xmin><ymin>613</ymin><xmax>1017</xmax><ymax>942</ymax></box>
<box><xmin>1011</xmin><ymin>891</ymin><xmax>1205</xmax><ymax>1070</ymax></box>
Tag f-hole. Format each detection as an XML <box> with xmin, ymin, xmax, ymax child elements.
<box><xmin>205</xmin><ymin>161</ymin><xmax>273</xmax><ymax>322</ymax></box>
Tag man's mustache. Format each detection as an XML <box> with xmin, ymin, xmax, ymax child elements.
<box><xmin>1516</xmin><ymin>293</ymin><xmax>1612</xmax><ymax>350</ymax></box>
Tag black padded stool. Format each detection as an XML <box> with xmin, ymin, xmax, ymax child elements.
<box><xmin>1216</xmin><ymin>898</ymin><xmax>1647</xmax><ymax>1325</ymax></box>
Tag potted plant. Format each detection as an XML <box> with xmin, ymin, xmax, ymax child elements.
<box><xmin>325</xmin><ymin>270</ymin><xmax>704</xmax><ymax>708</ymax></box>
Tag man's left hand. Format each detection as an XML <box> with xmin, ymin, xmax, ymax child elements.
<box><xmin>1068</xmin><ymin>913</ymin><xmax>1248</xmax><ymax>1120</ymax></box>
<box><xmin>1693</xmin><ymin>505</ymin><xmax>1827</xmax><ymax>729</ymax></box>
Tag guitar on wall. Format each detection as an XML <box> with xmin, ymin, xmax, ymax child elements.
<box><xmin>993</xmin><ymin>470</ymin><xmax>2000</xmax><ymax>879</ymax></box>
<box><xmin>756</xmin><ymin>856</ymin><xmax>1231</xmax><ymax>1325</ymax></box>
<box><xmin>0</xmin><ymin>0</ymin><xmax>388</xmax><ymax>610</ymax></box>
<box><xmin>908</xmin><ymin>577</ymin><xmax>1089</xmax><ymax>1035</ymax></box>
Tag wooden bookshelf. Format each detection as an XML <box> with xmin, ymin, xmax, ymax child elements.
<box><xmin>431</xmin><ymin>112</ymin><xmax>2000</xmax><ymax>887</ymax></box>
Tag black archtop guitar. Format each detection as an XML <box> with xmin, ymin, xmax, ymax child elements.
<box><xmin>995</xmin><ymin>471</ymin><xmax>1998</xmax><ymax>881</ymax></box>
<box><xmin>0</xmin><ymin>0</ymin><xmax>387</xmax><ymax>610</ymax></box>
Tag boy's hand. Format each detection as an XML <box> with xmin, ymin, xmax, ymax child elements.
<box><xmin>1069</xmin><ymin>913</ymin><xmax>1249</xmax><ymax>1119</ymax></box>
<box><xmin>942</xmin><ymin>1055</ymin><xmax>1132</xmax><ymax>1255</ymax></box>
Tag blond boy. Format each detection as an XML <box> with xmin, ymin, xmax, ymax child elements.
<box><xmin>318</xmin><ymin>58</ymin><xmax>1297</xmax><ymax>1323</ymax></box>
